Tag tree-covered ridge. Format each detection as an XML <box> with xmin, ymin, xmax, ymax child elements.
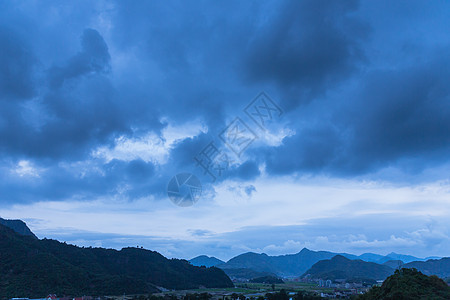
<box><xmin>302</xmin><ymin>255</ymin><xmax>394</xmax><ymax>282</ymax></box>
<box><xmin>218</xmin><ymin>249</ymin><xmax>342</xmax><ymax>277</ymax></box>
<box><xmin>0</xmin><ymin>224</ymin><xmax>233</xmax><ymax>299</ymax></box>
<box><xmin>403</xmin><ymin>258</ymin><xmax>450</xmax><ymax>278</ymax></box>
<box><xmin>0</xmin><ymin>217</ymin><xmax>37</xmax><ymax>239</ymax></box>
<box><xmin>189</xmin><ymin>255</ymin><xmax>225</xmax><ymax>267</ymax></box>
<box><xmin>221</xmin><ymin>268</ymin><xmax>278</xmax><ymax>280</ymax></box>
<box><xmin>359</xmin><ymin>268</ymin><xmax>450</xmax><ymax>300</ymax></box>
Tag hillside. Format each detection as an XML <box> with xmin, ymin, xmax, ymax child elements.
<box><xmin>379</xmin><ymin>252</ymin><xmax>424</xmax><ymax>264</ymax></box>
<box><xmin>359</xmin><ymin>268</ymin><xmax>450</xmax><ymax>299</ymax></box>
<box><xmin>356</xmin><ymin>253</ymin><xmax>386</xmax><ymax>263</ymax></box>
<box><xmin>215</xmin><ymin>248</ymin><xmax>431</xmax><ymax>277</ymax></box>
<box><xmin>215</xmin><ymin>249</ymin><xmax>450</xmax><ymax>282</ymax></box>
<box><xmin>219</xmin><ymin>252</ymin><xmax>277</xmax><ymax>273</ymax></box>
<box><xmin>217</xmin><ymin>248</ymin><xmax>350</xmax><ymax>277</ymax></box>
<box><xmin>357</xmin><ymin>252</ymin><xmax>423</xmax><ymax>264</ymax></box>
<box><xmin>0</xmin><ymin>217</ymin><xmax>37</xmax><ymax>239</ymax></box>
<box><xmin>302</xmin><ymin>255</ymin><xmax>394</xmax><ymax>282</ymax></box>
<box><xmin>271</xmin><ymin>248</ymin><xmax>355</xmax><ymax>277</ymax></box>
<box><xmin>382</xmin><ymin>260</ymin><xmax>404</xmax><ymax>269</ymax></box>
<box><xmin>221</xmin><ymin>268</ymin><xmax>278</xmax><ymax>280</ymax></box>
<box><xmin>249</xmin><ymin>276</ymin><xmax>284</xmax><ymax>284</ymax></box>
<box><xmin>189</xmin><ymin>255</ymin><xmax>225</xmax><ymax>267</ymax></box>
<box><xmin>403</xmin><ymin>257</ymin><xmax>450</xmax><ymax>278</ymax></box>
<box><xmin>0</xmin><ymin>223</ymin><xmax>233</xmax><ymax>298</ymax></box>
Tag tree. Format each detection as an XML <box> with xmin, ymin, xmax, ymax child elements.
<box><xmin>359</xmin><ymin>268</ymin><xmax>450</xmax><ymax>299</ymax></box>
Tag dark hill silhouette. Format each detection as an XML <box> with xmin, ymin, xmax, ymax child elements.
<box><xmin>0</xmin><ymin>217</ymin><xmax>37</xmax><ymax>238</ymax></box>
<box><xmin>378</xmin><ymin>252</ymin><xmax>423</xmax><ymax>264</ymax></box>
<box><xmin>302</xmin><ymin>255</ymin><xmax>394</xmax><ymax>282</ymax></box>
<box><xmin>359</xmin><ymin>268</ymin><xmax>450</xmax><ymax>299</ymax></box>
<box><xmin>0</xmin><ymin>223</ymin><xmax>232</xmax><ymax>298</ymax></box>
<box><xmin>221</xmin><ymin>268</ymin><xmax>277</xmax><ymax>280</ymax></box>
<box><xmin>217</xmin><ymin>248</ymin><xmax>353</xmax><ymax>277</ymax></box>
<box><xmin>403</xmin><ymin>257</ymin><xmax>450</xmax><ymax>278</ymax></box>
<box><xmin>215</xmin><ymin>248</ymin><xmax>435</xmax><ymax>277</ymax></box>
<box><xmin>189</xmin><ymin>255</ymin><xmax>225</xmax><ymax>267</ymax></box>
<box><xmin>219</xmin><ymin>252</ymin><xmax>277</xmax><ymax>273</ymax></box>
<box><xmin>382</xmin><ymin>260</ymin><xmax>404</xmax><ymax>269</ymax></box>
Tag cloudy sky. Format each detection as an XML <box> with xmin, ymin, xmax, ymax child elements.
<box><xmin>0</xmin><ymin>0</ymin><xmax>449</xmax><ymax>261</ymax></box>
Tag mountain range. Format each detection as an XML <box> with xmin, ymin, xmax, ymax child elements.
<box><xmin>0</xmin><ymin>219</ymin><xmax>232</xmax><ymax>298</ymax></box>
<box><xmin>302</xmin><ymin>255</ymin><xmax>450</xmax><ymax>282</ymax></box>
<box><xmin>190</xmin><ymin>249</ymin><xmax>449</xmax><ymax>282</ymax></box>
<box><xmin>190</xmin><ymin>248</ymin><xmax>441</xmax><ymax>278</ymax></box>
<box><xmin>403</xmin><ymin>258</ymin><xmax>450</xmax><ymax>278</ymax></box>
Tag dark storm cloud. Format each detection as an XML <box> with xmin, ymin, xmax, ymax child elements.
<box><xmin>343</xmin><ymin>57</ymin><xmax>450</xmax><ymax>172</ymax></box>
<box><xmin>48</xmin><ymin>28</ymin><xmax>111</xmax><ymax>88</ymax></box>
<box><xmin>168</xmin><ymin>134</ymin><xmax>261</xmax><ymax>183</ymax></box>
<box><xmin>0</xmin><ymin>75</ymin><xmax>125</xmax><ymax>159</ymax></box>
<box><xmin>264</xmin><ymin>53</ymin><xmax>450</xmax><ymax>176</ymax></box>
<box><xmin>243</xmin><ymin>0</ymin><xmax>369</xmax><ymax>109</ymax></box>
<box><xmin>107</xmin><ymin>0</ymin><xmax>252</xmax><ymax>134</ymax></box>
<box><xmin>263</xmin><ymin>125</ymin><xmax>342</xmax><ymax>175</ymax></box>
<box><xmin>0</xmin><ymin>0</ymin><xmax>449</xmax><ymax>205</ymax></box>
<box><xmin>0</xmin><ymin>158</ymin><xmax>157</xmax><ymax>205</ymax></box>
<box><xmin>1</xmin><ymin>0</ymin><xmax>369</xmax><ymax>164</ymax></box>
<box><xmin>0</xmin><ymin>26</ymin><xmax>36</xmax><ymax>100</ymax></box>
<box><xmin>169</xmin><ymin>133</ymin><xmax>213</xmax><ymax>170</ymax></box>
<box><xmin>0</xmin><ymin>24</ymin><xmax>164</xmax><ymax>161</ymax></box>
<box><xmin>0</xmin><ymin>26</ymin><xmax>124</xmax><ymax>160</ymax></box>
<box><xmin>227</xmin><ymin>161</ymin><xmax>260</xmax><ymax>181</ymax></box>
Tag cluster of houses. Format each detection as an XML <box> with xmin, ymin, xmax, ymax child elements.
<box><xmin>318</xmin><ymin>290</ymin><xmax>365</xmax><ymax>298</ymax></box>
<box><xmin>317</xmin><ymin>279</ymin><xmax>367</xmax><ymax>289</ymax></box>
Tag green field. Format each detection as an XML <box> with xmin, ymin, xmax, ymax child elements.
<box><xmin>147</xmin><ymin>282</ymin><xmax>335</xmax><ymax>299</ymax></box>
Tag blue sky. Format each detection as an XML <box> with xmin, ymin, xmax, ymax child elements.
<box><xmin>0</xmin><ymin>0</ymin><xmax>449</xmax><ymax>260</ymax></box>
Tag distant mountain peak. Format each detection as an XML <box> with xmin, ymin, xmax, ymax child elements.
<box><xmin>303</xmin><ymin>254</ymin><xmax>394</xmax><ymax>281</ymax></box>
<box><xmin>331</xmin><ymin>254</ymin><xmax>349</xmax><ymax>261</ymax></box>
<box><xmin>189</xmin><ymin>255</ymin><xmax>225</xmax><ymax>267</ymax></box>
<box><xmin>216</xmin><ymin>249</ymin><xmax>441</xmax><ymax>278</ymax></box>
<box><xmin>244</xmin><ymin>251</ymin><xmax>268</xmax><ymax>256</ymax></box>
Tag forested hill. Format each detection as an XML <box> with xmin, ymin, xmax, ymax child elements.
<box><xmin>189</xmin><ymin>255</ymin><xmax>225</xmax><ymax>267</ymax></box>
<box><xmin>403</xmin><ymin>257</ymin><xmax>450</xmax><ymax>279</ymax></box>
<box><xmin>359</xmin><ymin>268</ymin><xmax>450</xmax><ymax>299</ymax></box>
<box><xmin>302</xmin><ymin>255</ymin><xmax>394</xmax><ymax>282</ymax></box>
<box><xmin>0</xmin><ymin>217</ymin><xmax>37</xmax><ymax>238</ymax></box>
<box><xmin>0</xmin><ymin>223</ymin><xmax>233</xmax><ymax>298</ymax></box>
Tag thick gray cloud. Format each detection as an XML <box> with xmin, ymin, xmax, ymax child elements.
<box><xmin>243</xmin><ymin>0</ymin><xmax>369</xmax><ymax>109</ymax></box>
<box><xmin>0</xmin><ymin>158</ymin><xmax>157</xmax><ymax>205</ymax></box>
<box><xmin>0</xmin><ymin>27</ymin><xmax>36</xmax><ymax>100</ymax></box>
<box><xmin>48</xmin><ymin>28</ymin><xmax>111</xmax><ymax>88</ymax></box>
<box><xmin>0</xmin><ymin>0</ymin><xmax>448</xmax><ymax>206</ymax></box>
<box><xmin>263</xmin><ymin>54</ymin><xmax>450</xmax><ymax>176</ymax></box>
